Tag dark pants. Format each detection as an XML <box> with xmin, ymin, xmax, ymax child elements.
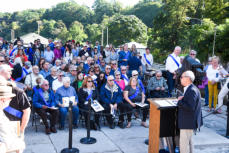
<box><xmin>82</xmin><ymin>110</ymin><xmax>100</xmax><ymax>125</ymax></box>
<box><xmin>125</xmin><ymin>102</ymin><xmax>149</xmax><ymax>122</ymax></box>
<box><xmin>35</xmin><ymin>108</ymin><xmax>59</xmax><ymax>128</ymax></box>
<box><xmin>167</xmin><ymin>71</ymin><xmax>175</xmax><ymax>97</ymax></box>
<box><xmin>104</xmin><ymin>103</ymin><xmax>126</xmax><ymax>125</ymax></box>
<box><xmin>204</xmin><ymin>85</ymin><xmax>209</xmax><ymax>105</ymax></box>
<box><xmin>149</xmin><ymin>90</ymin><xmax>168</xmax><ymax>98</ymax></box>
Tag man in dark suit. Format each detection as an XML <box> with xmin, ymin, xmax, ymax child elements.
<box><xmin>177</xmin><ymin>70</ymin><xmax>202</xmax><ymax>153</ymax></box>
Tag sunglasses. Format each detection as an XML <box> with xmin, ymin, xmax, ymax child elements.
<box><xmin>111</xmin><ymin>63</ymin><xmax>117</xmax><ymax>65</ymax></box>
<box><xmin>87</xmin><ymin>80</ymin><xmax>93</xmax><ymax>83</ymax></box>
<box><xmin>156</xmin><ymin>76</ymin><xmax>161</xmax><ymax>77</ymax></box>
<box><xmin>0</xmin><ymin>60</ymin><xmax>5</xmax><ymax>63</ymax></box>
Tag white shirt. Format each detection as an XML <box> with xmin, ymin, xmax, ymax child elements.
<box><xmin>52</xmin><ymin>79</ymin><xmax>63</xmax><ymax>91</ymax></box>
<box><xmin>165</xmin><ymin>53</ymin><xmax>181</xmax><ymax>73</ymax></box>
<box><xmin>206</xmin><ymin>65</ymin><xmax>221</xmax><ymax>82</ymax></box>
<box><xmin>24</xmin><ymin>73</ymin><xmax>44</xmax><ymax>88</ymax></box>
<box><xmin>183</xmin><ymin>84</ymin><xmax>191</xmax><ymax>95</ymax></box>
<box><xmin>141</xmin><ymin>53</ymin><xmax>153</xmax><ymax>66</ymax></box>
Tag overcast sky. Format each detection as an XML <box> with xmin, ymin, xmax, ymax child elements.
<box><xmin>0</xmin><ymin>0</ymin><xmax>140</xmax><ymax>13</ymax></box>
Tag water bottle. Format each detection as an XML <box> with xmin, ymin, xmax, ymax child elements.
<box><xmin>174</xmin><ymin>146</ymin><xmax>179</xmax><ymax>153</ymax></box>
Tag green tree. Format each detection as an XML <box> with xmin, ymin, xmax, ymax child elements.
<box><xmin>43</xmin><ymin>2</ymin><xmax>93</xmax><ymax>27</ymax></box>
<box><xmin>124</xmin><ymin>1</ymin><xmax>162</xmax><ymax>27</ymax></box>
<box><xmin>105</xmin><ymin>15</ymin><xmax>148</xmax><ymax>46</ymax></box>
<box><xmin>85</xmin><ymin>24</ymin><xmax>102</xmax><ymax>44</ymax></box>
<box><xmin>92</xmin><ymin>0</ymin><xmax>122</xmax><ymax>23</ymax></box>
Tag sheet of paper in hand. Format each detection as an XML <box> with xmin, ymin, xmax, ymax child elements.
<box><xmin>91</xmin><ymin>100</ymin><xmax>104</xmax><ymax>112</ymax></box>
<box><xmin>62</xmin><ymin>96</ymin><xmax>75</xmax><ymax>107</ymax></box>
<box><xmin>135</xmin><ymin>102</ymin><xmax>148</xmax><ymax>107</ymax></box>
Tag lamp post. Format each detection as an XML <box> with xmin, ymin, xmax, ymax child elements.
<box><xmin>37</xmin><ymin>21</ymin><xmax>42</xmax><ymax>35</ymax></box>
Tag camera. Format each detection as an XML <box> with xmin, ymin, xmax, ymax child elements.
<box><xmin>175</xmin><ymin>55</ymin><xmax>205</xmax><ymax>91</ymax></box>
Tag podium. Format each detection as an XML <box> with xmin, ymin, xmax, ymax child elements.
<box><xmin>147</xmin><ymin>98</ymin><xmax>178</xmax><ymax>153</ymax></box>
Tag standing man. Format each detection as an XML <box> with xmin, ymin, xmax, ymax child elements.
<box><xmin>119</xmin><ymin>44</ymin><xmax>131</xmax><ymax>67</ymax></box>
<box><xmin>142</xmin><ymin>47</ymin><xmax>153</xmax><ymax>74</ymax></box>
<box><xmin>177</xmin><ymin>70</ymin><xmax>202</xmax><ymax>153</ymax></box>
<box><xmin>165</xmin><ymin>46</ymin><xmax>181</xmax><ymax>97</ymax></box>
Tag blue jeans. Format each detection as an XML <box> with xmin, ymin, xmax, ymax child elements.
<box><xmin>204</xmin><ymin>85</ymin><xmax>209</xmax><ymax>105</ymax></box>
<box><xmin>59</xmin><ymin>106</ymin><xmax>79</xmax><ymax>127</ymax></box>
<box><xmin>167</xmin><ymin>71</ymin><xmax>175</xmax><ymax>97</ymax></box>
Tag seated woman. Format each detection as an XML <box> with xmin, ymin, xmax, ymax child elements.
<box><xmin>147</xmin><ymin>70</ymin><xmax>168</xmax><ymax>98</ymax></box>
<box><xmin>124</xmin><ymin>77</ymin><xmax>148</xmax><ymax>128</ymax></box>
<box><xmin>114</xmin><ymin>70</ymin><xmax>125</xmax><ymax>91</ymax></box>
<box><xmin>78</xmin><ymin>76</ymin><xmax>101</xmax><ymax>130</ymax></box>
<box><xmin>100</xmin><ymin>75</ymin><xmax>126</xmax><ymax>129</ymax></box>
<box><xmin>72</xmin><ymin>72</ymin><xmax>84</xmax><ymax>94</ymax></box>
<box><xmin>55</xmin><ymin>77</ymin><xmax>79</xmax><ymax>130</ymax></box>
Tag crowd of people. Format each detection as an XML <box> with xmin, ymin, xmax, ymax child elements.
<box><xmin>0</xmin><ymin>36</ymin><xmax>228</xmax><ymax>153</ymax></box>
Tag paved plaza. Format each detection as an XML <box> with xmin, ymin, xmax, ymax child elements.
<box><xmin>23</xmin><ymin>103</ymin><xmax>229</xmax><ymax>153</ymax></box>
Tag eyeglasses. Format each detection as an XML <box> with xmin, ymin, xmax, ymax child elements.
<box><xmin>108</xmin><ymin>79</ymin><xmax>114</xmax><ymax>82</ymax></box>
<box><xmin>121</xmin><ymin>69</ymin><xmax>126</xmax><ymax>71</ymax></box>
<box><xmin>0</xmin><ymin>60</ymin><xmax>5</xmax><ymax>63</ymax></box>
<box><xmin>133</xmin><ymin>74</ymin><xmax>138</xmax><ymax>76</ymax></box>
<box><xmin>59</xmin><ymin>75</ymin><xmax>64</xmax><ymax>77</ymax></box>
<box><xmin>115</xmin><ymin>74</ymin><xmax>120</xmax><ymax>76</ymax></box>
<box><xmin>44</xmin><ymin>84</ymin><xmax>49</xmax><ymax>86</ymax></box>
<box><xmin>87</xmin><ymin>80</ymin><xmax>93</xmax><ymax>83</ymax></box>
<box><xmin>190</xmin><ymin>54</ymin><xmax>196</xmax><ymax>56</ymax></box>
<box><xmin>111</xmin><ymin>63</ymin><xmax>117</xmax><ymax>65</ymax></box>
<box><xmin>156</xmin><ymin>76</ymin><xmax>161</xmax><ymax>77</ymax></box>
<box><xmin>106</xmin><ymin>68</ymin><xmax>111</xmax><ymax>70</ymax></box>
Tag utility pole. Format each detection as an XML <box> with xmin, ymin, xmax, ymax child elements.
<box><xmin>37</xmin><ymin>21</ymin><xmax>42</xmax><ymax>35</ymax></box>
<box><xmin>212</xmin><ymin>27</ymin><xmax>216</xmax><ymax>56</ymax></box>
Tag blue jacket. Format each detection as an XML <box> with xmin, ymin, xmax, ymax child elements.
<box><xmin>55</xmin><ymin>86</ymin><xmax>78</xmax><ymax>105</ymax></box>
<box><xmin>33</xmin><ymin>88</ymin><xmax>56</xmax><ymax>109</ymax></box>
<box><xmin>177</xmin><ymin>84</ymin><xmax>202</xmax><ymax>130</ymax></box>
<box><xmin>118</xmin><ymin>51</ymin><xmax>131</xmax><ymax>66</ymax></box>
<box><xmin>100</xmin><ymin>84</ymin><xmax>123</xmax><ymax>104</ymax></box>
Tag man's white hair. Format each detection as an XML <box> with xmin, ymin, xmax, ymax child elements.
<box><xmin>184</xmin><ymin>70</ymin><xmax>195</xmax><ymax>82</ymax></box>
<box><xmin>63</xmin><ymin>77</ymin><xmax>70</xmax><ymax>84</ymax></box>
<box><xmin>174</xmin><ymin>46</ymin><xmax>181</xmax><ymax>51</ymax></box>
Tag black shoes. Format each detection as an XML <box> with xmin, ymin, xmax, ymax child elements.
<box><xmin>59</xmin><ymin>125</ymin><xmax>64</xmax><ymax>130</ymax></box>
<box><xmin>50</xmin><ymin>127</ymin><xmax>57</xmax><ymax>133</ymax></box>
<box><xmin>73</xmin><ymin>124</ymin><xmax>78</xmax><ymax>129</ymax></box>
<box><xmin>95</xmin><ymin>123</ymin><xmax>101</xmax><ymax>131</ymax></box>
<box><xmin>109</xmin><ymin>123</ymin><xmax>115</xmax><ymax>129</ymax></box>
<box><xmin>45</xmin><ymin>128</ymin><xmax>51</xmax><ymax>135</ymax></box>
<box><xmin>118</xmin><ymin>122</ymin><xmax>125</xmax><ymax>129</ymax></box>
